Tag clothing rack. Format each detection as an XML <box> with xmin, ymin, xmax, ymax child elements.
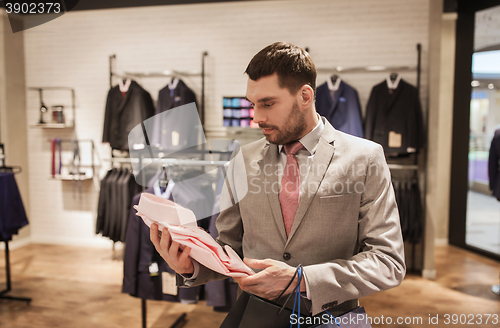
<box><xmin>387</xmin><ymin>164</ymin><xmax>419</xmax><ymax>170</ymax></box>
<box><xmin>132</xmin><ymin>150</ymin><xmax>230</xmax><ymax>328</ymax></box>
<box><xmin>316</xmin><ymin>43</ymin><xmax>422</xmax><ymax>95</ymax></box>
<box><xmin>108</xmin><ymin>51</ymin><xmax>208</xmax><ymax>126</ymax></box>
<box><xmin>0</xmin><ymin>148</ymin><xmax>31</xmax><ymax>305</ymax></box>
<box><xmin>105</xmin><ymin>151</ymin><xmax>226</xmax><ymax>327</ymax></box>
<box><xmin>316</xmin><ymin>43</ymin><xmax>425</xmax><ymax>273</ymax></box>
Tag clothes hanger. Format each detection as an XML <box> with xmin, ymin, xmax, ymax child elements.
<box><xmin>118</xmin><ymin>78</ymin><xmax>132</xmax><ymax>92</ymax></box>
<box><xmin>169</xmin><ymin>77</ymin><xmax>180</xmax><ymax>90</ymax></box>
<box><xmin>386</xmin><ymin>72</ymin><xmax>401</xmax><ymax>90</ymax></box>
<box><xmin>159</xmin><ymin>165</ymin><xmax>169</xmax><ymax>188</ymax></box>
<box><xmin>327</xmin><ymin>74</ymin><xmax>341</xmax><ymax>91</ymax></box>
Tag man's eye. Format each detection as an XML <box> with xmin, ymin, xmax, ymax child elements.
<box><xmin>264</xmin><ymin>103</ymin><xmax>274</xmax><ymax>107</ymax></box>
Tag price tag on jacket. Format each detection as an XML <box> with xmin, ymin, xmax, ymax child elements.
<box><xmin>388</xmin><ymin>131</ymin><xmax>402</xmax><ymax>148</ymax></box>
<box><xmin>162</xmin><ymin>272</ymin><xmax>178</xmax><ymax>295</ymax></box>
<box><xmin>149</xmin><ymin>262</ymin><xmax>159</xmax><ymax>276</ymax></box>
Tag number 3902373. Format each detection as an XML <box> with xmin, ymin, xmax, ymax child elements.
<box><xmin>5</xmin><ymin>2</ymin><xmax>61</xmax><ymax>14</ymax></box>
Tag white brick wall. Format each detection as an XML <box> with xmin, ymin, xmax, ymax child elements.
<box><xmin>24</xmin><ymin>0</ymin><xmax>430</xmax><ymax>246</ymax></box>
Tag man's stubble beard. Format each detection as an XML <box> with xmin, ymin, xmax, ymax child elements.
<box><xmin>262</xmin><ymin>101</ymin><xmax>306</xmax><ymax>145</ymax></box>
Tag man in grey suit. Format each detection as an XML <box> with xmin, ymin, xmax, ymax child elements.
<box><xmin>150</xmin><ymin>42</ymin><xmax>405</xmax><ymax>317</ymax></box>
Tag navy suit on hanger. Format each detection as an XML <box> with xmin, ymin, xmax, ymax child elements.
<box><xmin>0</xmin><ymin>172</ymin><xmax>28</xmax><ymax>241</ymax></box>
<box><xmin>151</xmin><ymin>79</ymin><xmax>200</xmax><ymax>151</ymax></box>
<box><xmin>488</xmin><ymin>129</ymin><xmax>500</xmax><ymax>200</ymax></box>
<box><xmin>315</xmin><ymin>80</ymin><xmax>364</xmax><ymax>138</ymax></box>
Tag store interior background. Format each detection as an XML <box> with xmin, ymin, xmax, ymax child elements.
<box><xmin>2</xmin><ymin>0</ymin><xmax>436</xmax><ymax>266</ymax></box>
<box><xmin>0</xmin><ymin>0</ymin><xmax>499</xmax><ymax>326</ymax></box>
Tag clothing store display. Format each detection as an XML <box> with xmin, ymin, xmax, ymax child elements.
<box><xmin>315</xmin><ymin>80</ymin><xmax>364</xmax><ymax>138</ymax></box>
<box><xmin>102</xmin><ymin>80</ymin><xmax>155</xmax><ymax>150</ymax></box>
<box><xmin>488</xmin><ymin>129</ymin><xmax>500</xmax><ymax>200</ymax></box>
<box><xmin>0</xmin><ymin>172</ymin><xmax>29</xmax><ymax>241</ymax></box>
<box><xmin>151</xmin><ymin>79</ymin><xmax>200</xmax><ymax>151</ymax></box>
<box><xmin>70</xmin><ymin>139</ymin><xmax>82</xmax><ymax>196</ymax></box>
<box><xmin>50</xmin><ymin>138</ymin><xmax>62</xmax><ymax>177</ymax></box>
<box><xmin>364</xmin><ymin>79</ymin><xmax>425</xmax><ymax>156</ymax></box>
<box><xmin>96</xmin><ymin>168</ymin><xmax>142</xmax><ymax>242</ymax></box>
<box><xmin>122</xmin><ymin>188</ymin><xmax>202</xmax><ymax>302</ymax></box>
<box><xmin>392</xmin><ymin>178</ymin><xmax>422</xmax><ymax>244</ymax></box>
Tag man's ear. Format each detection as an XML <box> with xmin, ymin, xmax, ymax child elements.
<box><xmin>299</xmin><ymin>84</ymin><xmax>314</xmax><ymax>109</ymax></box>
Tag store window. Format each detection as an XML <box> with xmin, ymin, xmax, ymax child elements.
<box><xmin>466</xmin><ymin>7</ymin><xmax>500</xmax><ymax>255</ymax></box>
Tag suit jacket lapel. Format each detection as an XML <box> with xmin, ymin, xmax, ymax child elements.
<box><xmin>117</xmin><ymin>81</ymin><xmax>134</xmax><ymax>115</ymax></box>
<box><xmin>330</xmin><ymin>81</ymin><xmax>344</xmax><ymax>115</ymax></box>
<box><xmin>385</xmin><ymin>79</ymin><xmax>404</xmax><ymax>114</ymax></box>
<box><xmin>259</xmin><ymin>142</ymin><xmax>288</xmax><ymax>243</ymax></box>
<box><xmin>286</xmin><ymin>121</ymin><xmax>336</xmax><ymax>244</ymax></box>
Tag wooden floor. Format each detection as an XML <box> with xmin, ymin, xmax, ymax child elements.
<box><xmin>0</xmin><ymin>244</ymin><xmax>499</xmax><ymax>328</ymax></box>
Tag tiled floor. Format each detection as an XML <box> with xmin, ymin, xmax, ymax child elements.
<box><xmin>0</xmin><ymin>243</ymin><xmax>499</xmax><ymax>327</ymax></box>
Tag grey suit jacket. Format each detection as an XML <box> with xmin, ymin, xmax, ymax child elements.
<box><xmin>182</xmin><ymin>118</ymin><xmax>405</xmax><ymax>316</ymax></box>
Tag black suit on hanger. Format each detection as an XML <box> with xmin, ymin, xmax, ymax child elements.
<box><xmin>364</xmin><ymin>79</ymin><xmax>425</xmax><ymax>156</ymax></box>
<box><xmin>102</xmin><ymin>81</ymin><xmax>155</xmax><ymax>150</ymax></box>
<box><xmin>96</xmin><ymin>169</ymin><xmax>114</xmax><ymax>235</ymax></box>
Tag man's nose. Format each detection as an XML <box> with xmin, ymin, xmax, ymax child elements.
<box><xmin>252</xmin><ymin>107</ymin><xmax>266</xmax><ymax>125</ymax></box>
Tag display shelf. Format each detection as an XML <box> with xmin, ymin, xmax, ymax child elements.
<box><xmin>31</xmin><ymin>123</ymin><xmax>75</xmax><ymax>129</ymax></box>
<box><xmin>28</xmin><ymin>87</ymin><xmax>76</xmax><ymax>129</ymax></box>
<box><xmin>50</xmin><ymin>174</ymin><xmax>93</xmax><ymax>181</ymax></box>
<box><xmin>47</xmin><ymin>139</ymin><xmax>96</xmax><ymax>182</ymax></box>
<box><xmin>204</xmin><ymin>126</ymin><xmax>263</xmax><ymax>136</ymax></box>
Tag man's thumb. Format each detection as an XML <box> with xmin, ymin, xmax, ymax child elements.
<box><xmin>243</xmin><ymin>258</ymin><xmax>272</xmax><ymax>269</ymax></box>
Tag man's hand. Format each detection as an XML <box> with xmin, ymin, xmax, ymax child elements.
<box><xmin>233</xmin><ymin>258</ymin><xmax>306</xmax><ymax>301</ymax></box>
<box><xmin>149</xmin><ymin>222</ymin><xmax>194</xmax><ymax>275</ymax></box>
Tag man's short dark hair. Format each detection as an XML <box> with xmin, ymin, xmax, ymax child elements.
<box><xmin>245</xmin><ymin>41</ymin><xmax>317</xmax><ymax>96</ymax></box>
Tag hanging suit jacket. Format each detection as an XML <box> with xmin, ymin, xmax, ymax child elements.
<box><xmin>315</xmin><ymin>81</ymin><xmax>364</xmax><ymax>138</ymax></box>
<box><xmin>102</xmin><ymin>80</ymin><xmax>155</xmax><ymax>150</ymax></box>
<box><xmin>0</xmin><ymin>172</ymin><xmax>29</xmax><ymax>241</ymax></box>
<box><xmin>122</xmin><ymin>188</ymin><xmax>201</xmax><ymax>302</ymax></box>
<box><xmin>179</xmin><ymin>118</ymin><xmax>406</xmax><ymax>316</ymax></box>
<box><xmin>364</xmin><ymin>79</ymin><xmax>425</xmax><ymax>156</ymax></box>
<box><xmin>488</xmin><ymin>129</ymin><xmax>500</xmax><ymax>200</ymax></box>
<box><xmin>392</xmin><ymin>178</ymin><xmax>422</xmax><ymax>244</ymax></box>
<box><xmin>96</xmin><ymin>168</ymin><xmax>141</xmax><ymax>242</ymax></box>
<box><xmin>151</xmin><ymin>80</ymin><xmax>200</xmax><ymax>151</ymax></box>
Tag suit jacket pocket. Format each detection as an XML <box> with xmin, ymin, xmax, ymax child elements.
<box><xmin>319</xmin><ymin>193</ymin><xmax>361</xmax><ymax>224</ymax></box>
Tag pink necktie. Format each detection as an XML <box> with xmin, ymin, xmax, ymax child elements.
<box><xmin>279</xmin><ymin>141</ymin><xmax>303</xmax><ymax>237</ymax></box>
